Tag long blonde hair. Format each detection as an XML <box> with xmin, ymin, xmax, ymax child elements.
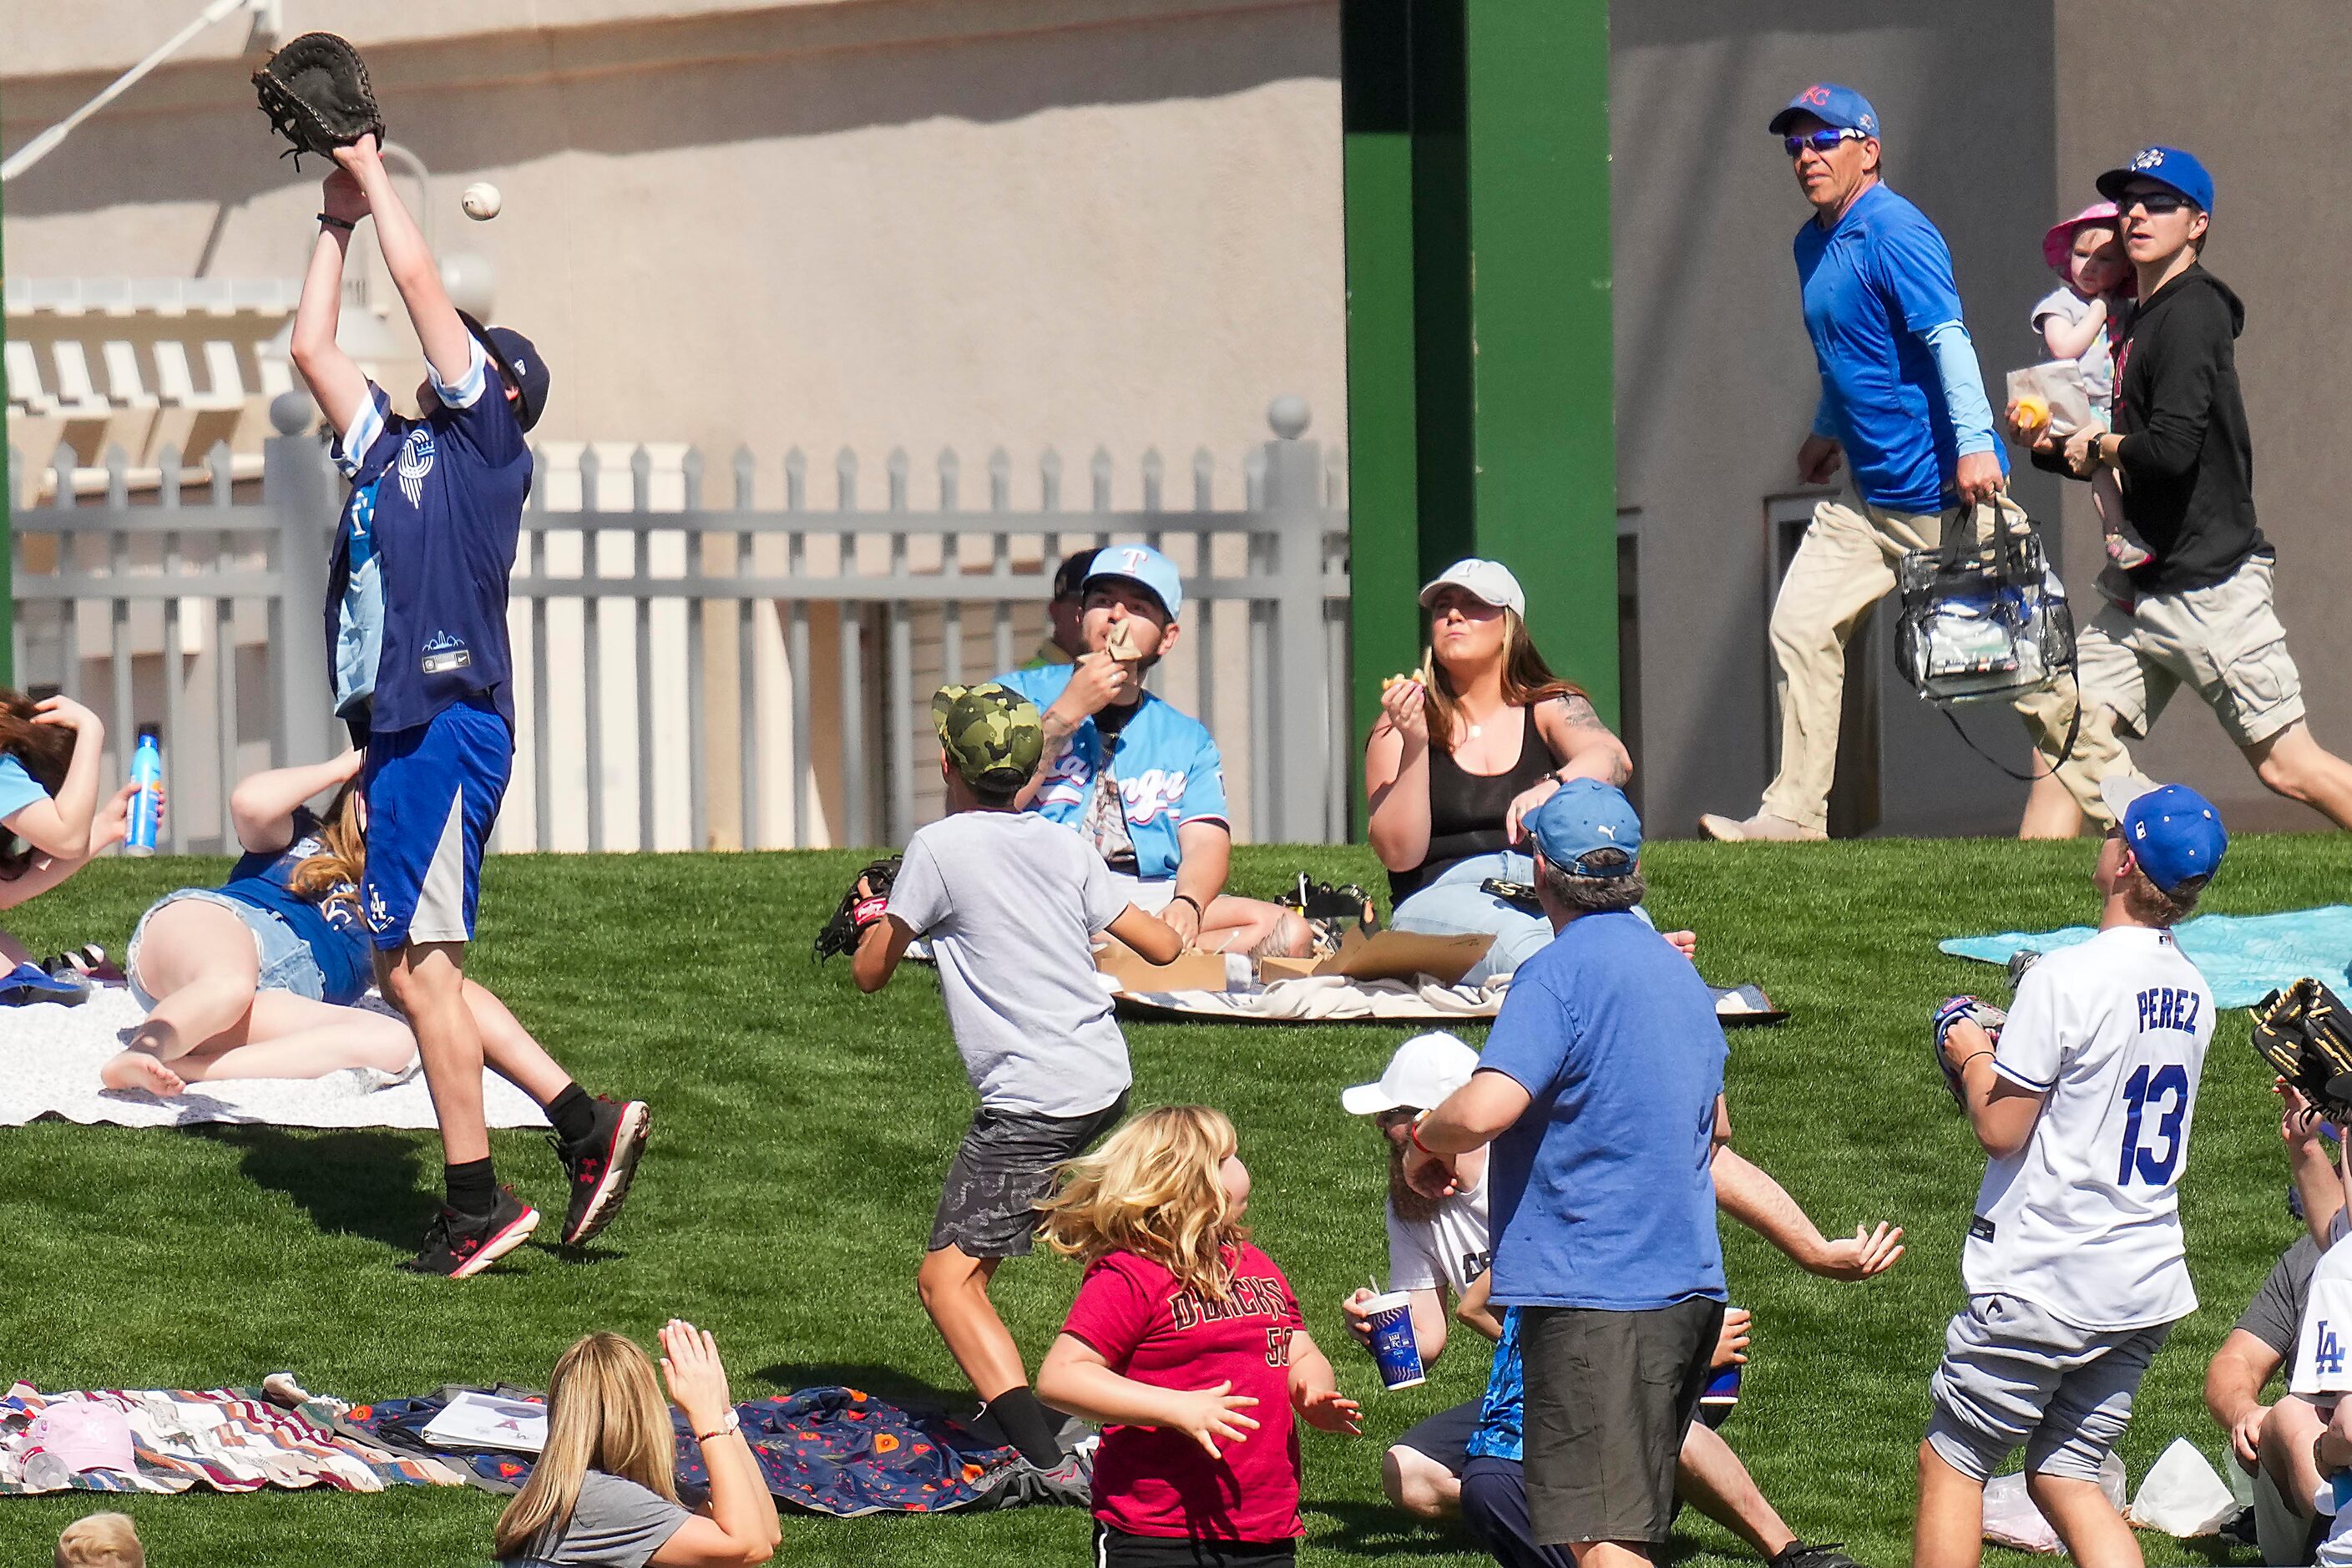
<box><xmin>1039</xmin><ymin>1105</ymin><xmax>1245</xmax><ymax>1302</ymax></box>
<box><xmin>1421</xmin><ymin>609</ymin><xmax>1582</xmax><ymax>753</ymax></box>
<box><xmin>286</xmin><ymin>781</ymin><xmax>366</xmax><ymax>910</ymax></box>
<box><xmin>493</xmin><ymin>1333</ymin><xmax>679</xmax><ymax>1560</ymax></box>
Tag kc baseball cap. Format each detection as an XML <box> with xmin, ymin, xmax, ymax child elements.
<box><xmin>1085</xmin><ymin>543</ymin><xmax>1183</xmax><ymax>621</ymax></box>
<box><xmin>1419</xmin><ymin>559</ymin><xmax>1526</xmax><ymax>618</ymax></box>
<box><xmin>1526</xmin><ymin>778</ymin><xmax>1643</xmax><ymax>878</ymax></box>
<box><xmin>2102</xmin><ymin>776</ymin><xmax>2228</xmax><ymax>893</ymax></box>
<box><xmin>1342</xmin><ymin>1031</ymin><xmax>1482</xmax><ymax>1116</ymax></box>
<box><xmin>932</xmin><ymin>680</ymin><xmax>1044</xmax><ymax>793</ymax></box>
<box><xmin>458</xmin><ymin>310</ymin><xmax>551</xmax><ymax>433</ymax></box>
<box><xmin>1768</xmin><ymin>83</ymin><xmax>1880</xmax><ymax>138</ymax></box>
<box><xmin>26</xmin><ymin>1399</ymin><xmax>136</xmax><ymax>1477</ymax></box>
<box><xmin>2097</xmin><ymin>145</ymin><xmax>2216</xmax><ymax>215</ymax></box>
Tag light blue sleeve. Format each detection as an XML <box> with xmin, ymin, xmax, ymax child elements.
<box><xmin>1179</xmin><ymin>725</ymin><xmax>1229</xmax><ymax>827</ymax></box>
<box><xmin>0</xmin><ymin>754</ymin><xmax>51</xmax><ymax>826</ymax></box>
<box><xmin>1920</xmin><ymin>318</ymin><xmax>2000</xmax><ymax>458</ymax></box>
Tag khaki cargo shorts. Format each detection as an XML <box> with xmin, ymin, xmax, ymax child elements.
<box><xmin>2076</xmin><ymin>554</ymin><xmax>2304</xmax><ymax>748</ymax></box>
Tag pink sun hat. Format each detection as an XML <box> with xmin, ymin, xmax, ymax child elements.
<box><xmin>2044</xmin><ymin>201</ymin><xmax>2122</xmax><ymax>272</ymax></box>
<box><xmin>26</xmin><ymin>1399</ymin><xmax>137</xmax><ymax>1476</ymax></box>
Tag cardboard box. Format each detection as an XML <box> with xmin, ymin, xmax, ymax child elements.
<box><xmin>1096</xmin><ymin>943</ymin><xmax>1230</xmax><ymax>994</ymax></box>
<box><xmin>1256</xmin><ymin>928</ymin><xmax>1493</xmax><ymax>988</ymax></box>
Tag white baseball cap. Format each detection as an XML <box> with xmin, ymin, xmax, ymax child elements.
<box><xmin>1341</xmin><ymin>1032</ymin><xmax>1483</xmax><ymax>1116</ymax></box>
<box><xmin>1419</xmin><ymin>559</ymin><xmax>1526</xmax><ymax>618</ymax></box>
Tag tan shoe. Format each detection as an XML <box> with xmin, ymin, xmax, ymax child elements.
<box><xmin>1696</xmin><ymin>810</ymin><xmax>1827</xmax><ymax>842</ymax></box>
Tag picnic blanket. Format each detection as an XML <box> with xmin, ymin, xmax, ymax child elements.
<box><xmin>0</xmin><ymin>1384</ymin><xmax>463</xmax><ymax>1495</ymax></box>
<box><xmin>1115</xmin><ymin>977</ymin><xmax>1787</xmax><ymax>1028</ymax></box>
<box><xmin>341</xmin><ymin>1384</ymin><xmax>1019</xmax><ymax>1513</ymax></box>
<box><xmin>1941</xmin><ymin>904</ymin><xmax>2352</xmax><ymax>1009</ymax></box>
<box><xmin>0</xmin><ymin>986</ymin><xmax>549</xmax><ymax>1130</ymax></box>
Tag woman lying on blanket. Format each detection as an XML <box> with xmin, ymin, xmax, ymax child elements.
<box><xmin>1364</xmin><ymin>560</ymin><xmax>1691</xmax><ymax>985</ymax></box>
<box><xmin>0</xmin><ymin>690</ymin><xmax>143</xmax><ymax>990</ymax></box>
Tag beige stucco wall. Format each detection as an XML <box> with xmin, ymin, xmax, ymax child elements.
<box><xmin>4</xmin><ymin>0</ymin><xmax>1347</xmax><ymax>503</ymax></box>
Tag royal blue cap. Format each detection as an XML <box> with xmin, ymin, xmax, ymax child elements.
<box><xmin>1085</xmin><ymin>542</ymin><xmax>1184</xmax><ymax>621</ymax></box>
<box><xmin>459</xmin><ymin>311</ymin><xmax>550</xmax><ymax>433</ymax></box>
<box><xmin>1768</xmin><ymin>83</ymin><xmax>1880</xmax><ymax>139</ymax></box>
<box><xmin>2096</xmin><ymin>146</ymin><xmax>2215</xmax><ymax>215</ymax></box>
<box><xmin>2102</xmin><ymin>777</ymin><xmax>2227</xmax><ymax>894</ymax></box>
<box><xmin>1526</xmin><ymin>779</ymin><xmax>1643</xmax><ymax>879</ymax></box>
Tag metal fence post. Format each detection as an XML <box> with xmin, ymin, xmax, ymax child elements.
<box><xmin>1259</xmin><ymin>396</ymin><xmax>1330</xmax><ymax>842</ymax></box>
<box><xmin>264</xmin><ymin>395</ymin><xmax>337</xmax><ymax>767</ymax></box>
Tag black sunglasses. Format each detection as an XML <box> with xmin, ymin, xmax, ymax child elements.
<box><xmin>2119</xmin><ymin>190</ymin><xmax>2195</xmax><ymax>216</ymax></box>
<box><xmin>1783</xmin><ymin>129</ymin><xmax>1864</xmax><ymax>157</ymax></box>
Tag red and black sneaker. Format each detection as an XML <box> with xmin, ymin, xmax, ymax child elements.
<box><xmin>554</xmin><ymin>1097</ymin><xmax>650</xmax><ymax>1246</ymax></box>
<box><xmin>399</xmin><ymin>1187</ymin><xmax>541</xmax><ymax>1277</ymax></box>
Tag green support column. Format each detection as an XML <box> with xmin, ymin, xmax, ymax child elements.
<box><xmin>1343</xmin><ymin>0</ymin><xmax>1616</xmax><ymax>829</ymax></box>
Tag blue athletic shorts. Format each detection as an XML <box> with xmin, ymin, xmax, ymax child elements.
<box><xmin>361</xmin><ymin>697</ymin><xmax>511</xmax><ymax>949</ymax></box>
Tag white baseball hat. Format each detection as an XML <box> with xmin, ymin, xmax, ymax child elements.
<box><xmin>1419</xmin><ymin>559</ymin><xmax>1526</xmax><ymax>618</ymax></box>
<box><xmin>1342</xmin><ymin>1032</ymin><xmax>1482</xmax><ymax>1116</ymax></box>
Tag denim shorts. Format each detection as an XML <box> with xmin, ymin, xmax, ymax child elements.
<box><xmin>127</xmin><ymin>888</ymin><xmax>327</xmax><ymax>1009</ymax></box>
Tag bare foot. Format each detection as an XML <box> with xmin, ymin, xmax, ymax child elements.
<box><xmin>101</xmin><ymin>1051</ymin><xmax>185</xmax><ymax>1096</ymax></box>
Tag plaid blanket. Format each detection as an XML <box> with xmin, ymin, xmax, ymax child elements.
<box><xmin>0</xmin><ymin>1383</ymin><xmax>463</xmax><ymax>1494</ymax></box>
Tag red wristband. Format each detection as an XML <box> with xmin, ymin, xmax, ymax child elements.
<box><xmin>1409</xmin><ymin>1115</ymin><xmax>1437</xmax><ymax>1156</ymax></box>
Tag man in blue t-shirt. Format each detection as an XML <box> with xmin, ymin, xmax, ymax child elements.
<box><xmin>1700</xmin><ymin>83</ymin><xmax>2126</xmax><ymax>844</ymax></box>
<box><xmin>290</xmin><ymin>135</ymin><xmax>649</xmax><ymax>1277</ymax></box>
<box><xmin>1413</xmin><ymin>781</ymin><xmax>1728</xmax><ymax>1563</ymax></box>
<box><xmin>996</xmin><ymin>543</ymin><xmax>1309</xmax><ymax>957</ymax></box>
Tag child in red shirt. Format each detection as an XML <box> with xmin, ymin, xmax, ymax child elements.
<box><xmin>1038</xmin><ymin>1105</ymin><xmax>1360</xmax><ymax>1566</ymax></box>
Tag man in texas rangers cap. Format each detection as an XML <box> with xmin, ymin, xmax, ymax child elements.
<box><xmin>998</xmin><ymin>543</ymin><xmax>1312</xmax><ymax>956</ymax></box>
<box><xmin>853</xmin><ymin>681</ymin><xmax>1183</xmax><ymax>1487</ymax></box>
<box><xmin>1702</xmin><ymin>84</ymin><xmax>2127</xmax><ymax>842</ymax></box>
<box><xmin>1920</xmin><ymin>776</ymin><xmax>2224</xmax><ymax>1568</ymax></box>
<box><xmin>2016</xmin><ymin>146</ymin><xmax>2352</xmax><ymax>835</ymax></box>
<box><xmin>290</xmin><ymin>134</ymin><xmax>647</xmax><ymax>1277</ymax></box>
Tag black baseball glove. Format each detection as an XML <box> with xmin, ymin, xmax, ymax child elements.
<box><xmin>2252</xmin><ymin>977</ymin><xmax>2352</xmax><ymax>1120</ymax></box>
<box><xmin>252</xmin><ymin>33</ymin><xmax>386</xmax><ymax>167</ymax></box>
<box><xmin>814</xmin><ymin>856</ymin><xmax>901</xmax><ymax>964</ymax></box>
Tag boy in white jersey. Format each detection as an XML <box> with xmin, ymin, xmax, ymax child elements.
<box><xmin>1917</xmin><ymin>776</ymin><xmax>2228</xmax><ymax>1568</ymax></box>
<box><xmin>2293</xmin><ymin>1110</ymin><xmax>2352</xmax><ymax>1563</ymax></box>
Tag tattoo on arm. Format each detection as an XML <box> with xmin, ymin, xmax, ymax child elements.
<box><xmin>1555</xmin><ymin>695</ymin><xmax>1631</xmax><ymax>787</ymax></box>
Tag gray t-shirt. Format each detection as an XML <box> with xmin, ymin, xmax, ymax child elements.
<box><xmin>507</xmin><ymin>1470</ymin><xmax>690</xmax><ymax>1568</ymax></box>
<box><xmin>2031</xmin><ymin>286</ymin><xmax>2116</xmax><ymax>415</ymax></box>
<box><xmin>886</xmin><ymin>809</ymin><xmax>1132</xmax><ymax>1118</ymax></box>
<box><xmin>2237</xmin><ymin>1225</ymin><xmax>2349</xmax><ymax>1383</ymax></box>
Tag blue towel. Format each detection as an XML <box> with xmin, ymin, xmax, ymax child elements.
<box><xmin>1941</xmin><ymin>905</ymin><xmax>2352</xmax><ymax>1009</ymax></box>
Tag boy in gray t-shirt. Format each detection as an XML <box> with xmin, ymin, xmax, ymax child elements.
<box><xmin>852</xmin><ymin>681</ymin><xmax>1181</xmax><ymax>1481</ymax></box>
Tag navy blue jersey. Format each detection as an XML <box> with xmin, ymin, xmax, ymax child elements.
<box><xmin>325</xmin><ymin>338</ymin><xmax>529</xmax><ymax>736</ymax></box>
<box><xmin>217</xmin><ymin>807</ymin><xmax>371</xmax><ymax>1005</ymax></box>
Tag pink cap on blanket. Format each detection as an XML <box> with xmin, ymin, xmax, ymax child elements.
<box><xmin>27</xmin><ymin>1399</ymin><xmax>136</xmax><ymax>1475</ymax></box>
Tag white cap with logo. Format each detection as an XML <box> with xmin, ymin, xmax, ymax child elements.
<box><xmin>1419</xmin><ymin>559</ymin><xmax>1526</xmax><ymax>618</ymax></box>
<box><xmin>1341</xmin><ymin>1031</ymin><xmax>1483</xmax><ymax>1116</ymax></box>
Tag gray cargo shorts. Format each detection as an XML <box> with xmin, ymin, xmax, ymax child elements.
<box><xmin>1925</xmin><ymin>1292</ymin><xmax>2172</xmax><ymax>1484</ymax></box>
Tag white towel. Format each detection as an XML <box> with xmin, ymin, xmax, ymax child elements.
<box><xmin>0</xmin><ymin>986</ymin><xmax>549</xmax><ymax>1130</ymax></box>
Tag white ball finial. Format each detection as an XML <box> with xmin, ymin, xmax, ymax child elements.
<box><xmin>269</xmin><ymin>389</ymin><xmax>315</xmax><ymax>436</ymax></box>
<box><xmin>1267</xmin><ymin>395</ymin><xmax>1311</xmax><ymax>439</ymax></box>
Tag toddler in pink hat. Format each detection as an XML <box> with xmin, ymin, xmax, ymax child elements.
<box><xmin>2034</xmin><ymin>201</ymin><xmax>2147</xmax><ymax>572</ymax></box>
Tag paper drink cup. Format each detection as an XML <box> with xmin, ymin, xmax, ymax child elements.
<box><xmin>1364</xmin><ymin>1291</ymin><xmax>1426</xmax><ymax>1390</ymax></box>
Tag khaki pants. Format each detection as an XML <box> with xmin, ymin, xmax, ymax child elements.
<box><xmin>1761</xmin><ymin>490</ymin><xmax>2136</xmax><ymax>832</ymax></box>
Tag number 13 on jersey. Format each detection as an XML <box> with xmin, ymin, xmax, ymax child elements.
<box><xmin>2117</xmin><ymin>1062</ymin><xmax>2190</xmax><ymax>1186</ymax></box>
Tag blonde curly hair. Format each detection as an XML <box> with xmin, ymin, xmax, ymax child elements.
<box><xmin>1038</xmin><ymin>1105</ymin><xmax>1246</xmax><ymax>1302</ymax></box>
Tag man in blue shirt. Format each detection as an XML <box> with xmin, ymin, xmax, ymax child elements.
<box><xmin>997</xmin><ymin>544</ymin><xmax>1309</xmax><ymax>957</ymax></box>
<box><xmin>1700</xmin><ymin>84</ymin><xmax>2128</xmax><ymax>844</ymax></box>
<box><xmin>1413</xmin><ymin>781</ymin><xmax>1728</xmax><ymax>1564</ymax></box>
<box><xmin>290</xmin><ymin>135</ymin><xmax>650</xmax><ymax>1277</ymax></box>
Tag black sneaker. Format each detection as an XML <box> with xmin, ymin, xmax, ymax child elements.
<box><xmin>976</xmin><ymin>1446</ymin><xmax>1094</xmax><ymax>1510</ymax></box>
<box><xmin>553</xmin><ymin>1097</ymin><xmax>650</xmax><ymax>1245</ymax></box>
<box><xmin>1769</xmin><ymin>1544</ymin><xmax>1860</xmax><ymax>1568</ymax></box>
<box><xmin>399</xmin><ymin>1187</ymin><xmax>540</xmax><ymax>1277</ymax></box>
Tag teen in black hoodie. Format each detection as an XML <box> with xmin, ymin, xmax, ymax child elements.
<box><xmin>2021</xmin><ymin>147</ymin><xmax>2352</xmax><ymax>832</ymax></box>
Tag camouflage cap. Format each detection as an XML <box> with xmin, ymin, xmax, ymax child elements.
<box><xmin>932</xmin><ymin>681</ymin><xmax>1044</xmax><ymax>792</ymax></box>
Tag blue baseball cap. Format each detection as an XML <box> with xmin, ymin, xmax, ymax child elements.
<box><xmin>2096</xmin><ymin>146</ymin><xmax>2215</xmax><ymax>215</ymax></box>
<box><xmin>458</xmin><ymin>311</ymin><xmax>550</xmax><ymax>433</ymax></box>
<box><xmin>1085</xmin><ymin>542</ymin><xmax>1183</xmax><ymax>621</ymax></box>
<box><xmin>2102</xmin><ymin>777</ymin><xmax>2227</xmax><ymax>894</ymax></box>
<box><xmin>1768</xmin><ymin>83</ymin><xmax>1880</xmax><ymax>139</ymax></box>
<box><xmin>1526</xmin><ymin>779</ymin><xmax>1643</xmax><ymax>879</ymax></box>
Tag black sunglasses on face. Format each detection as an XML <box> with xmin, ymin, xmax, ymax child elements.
<box><xmin>2120</xmin><ymin>190</ymin><xmax>2194</xmax><ymax>216</ymax></box>
<box><xmin>1783</xmin><ymin>129</ymin><xmax>1864</xmax><ymax>157</ymax></box>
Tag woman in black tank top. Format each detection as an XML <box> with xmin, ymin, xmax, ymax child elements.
<box><xmin>1364</xmin><ymin>560</ymin><xmax>1633</xmax><ymax>984</ymax></box>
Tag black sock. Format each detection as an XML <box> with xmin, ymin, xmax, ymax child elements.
<box><xmin>445</xmin><ymin>1157</ymin><xmax>498</xmax><ymax>1219</ymax></box>
<box><xmin>544</xmin><ymin>1083</ymin><xmax>596</xmax><ymax>1146</ymax></box>
<box><xmin>982</xmin><ymin>1386</ymin><xmax>1065</xmax><ymax>1467</ymax></box>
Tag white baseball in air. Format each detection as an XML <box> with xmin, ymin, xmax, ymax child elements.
<box><xmin>461</xmin><ymin>182</ymin><xmax>503</xmax><ymax>221</ymax></box>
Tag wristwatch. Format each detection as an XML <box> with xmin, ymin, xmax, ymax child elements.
<box><xmin>696</xmin><ymin>1409</ymin><xmax>741</xmax><ymax>1443</ymax></box>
